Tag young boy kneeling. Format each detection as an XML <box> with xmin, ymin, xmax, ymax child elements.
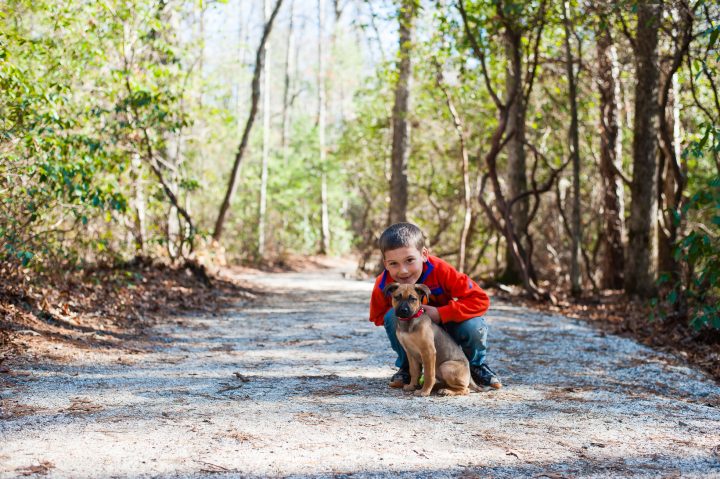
<box><xmin>368</xmin><ymin>222</ymin><xmax>502</xmax><ymax>389</ymax></box>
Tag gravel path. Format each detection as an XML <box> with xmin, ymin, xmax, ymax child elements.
<box><xmin>2</xmin><ymin>267</ymin><xmax>720</xmax><ymax>478</ymax></box>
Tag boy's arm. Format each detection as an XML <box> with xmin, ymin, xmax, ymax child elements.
<box><xmin>435</xmin><ymin>267</ymin><xmax>490</xmax><ymax>323</ymax></box>
<box><xmin>368</xmin><ymin>277</ymin><xmax>391</xmax><ymax>326</ymax></box>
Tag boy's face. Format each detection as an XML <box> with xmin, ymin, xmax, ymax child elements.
<box><xmin>382</xmin><ymin>246</ymin><xmax>428</xmax><ymax>284</ymax></box>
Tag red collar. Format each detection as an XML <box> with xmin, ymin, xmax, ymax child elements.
<box><xmin>397</xmin><ymin>308</ymin><xmax>425</xmax><ymax>322</ymax></box>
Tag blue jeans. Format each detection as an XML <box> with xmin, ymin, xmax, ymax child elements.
<box><xmin>383</xmin><ymin>309</ymin><xmax>489</xmax><ymax>369</ymax></box>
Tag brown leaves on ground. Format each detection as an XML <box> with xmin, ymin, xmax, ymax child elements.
<box><xmin>16</xmin><ymin>461</ymin><xmax>54</xmax><ymax>476</ymax></box>
<box><xmin>493</xmin><ymin>288</ymin><xmax>720</xmax><ymax>384</ymax></box>
<box><xmin>0</xmin><ymin>258</ymin><xmax>258</xmax><ymax>363</ymax></box>
<box><xmin>64</xmin><ymin>397</ymin><xmax>103</xmax><ymax>415</ymax></box>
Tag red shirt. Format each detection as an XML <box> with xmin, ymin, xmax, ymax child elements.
<box><xmin>368</xmin><ymin>255</ymin><xmax>490</xmax><ymax>326</ymax></box>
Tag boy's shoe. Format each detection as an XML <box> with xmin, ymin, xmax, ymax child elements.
<box><xmin>389</xmin><ymin>367</ymin><xmax>410</xmax><ymax>388</ymax></box>
<box><xmin>470</xmin><ymin>364</ymin><xmax>502</xmax><ymax>389</ymax></box>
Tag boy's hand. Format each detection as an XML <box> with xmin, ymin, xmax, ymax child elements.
<box><xmin>423</xmin><ymin>305</ymin><xmax>441</xmax><ymax>324</ymax></box>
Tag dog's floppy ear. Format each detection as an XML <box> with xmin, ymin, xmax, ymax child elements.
<box><xmin>415</xmin><ymin>284</ymin><xmax>431</xmax><ymax>302</ymax></box>
<box><xmin>383</xmin><ymin>282</ymin><xmax>400</xmax><ymax>297</ymax></box>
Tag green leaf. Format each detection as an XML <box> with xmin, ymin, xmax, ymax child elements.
<box><xmin>671</xmin><ymin>209</ymin><xmax>681</xmax><ymax>226</ymax></box>
<box><xmin>710</xmin><ymin>28</ymin><xmax>719</xmax><ymax>50</ymax></box>
<box><xmin>712</xmin><ymin>316</ymin><xmax>720</xmax><ymax>329</ymax></box>
<box><xmin>698</xmin><ymin>125</ymin><xmax>711</xmax><ymax>149</ymax></box>
<box><xmin>19</xmin><ymin>251</ymin><xmax>33</xmax><ymax>266</ymax></box>
<box><xmin>690</xmin><ymin>315</ymin><xmax>705</xmax><ymax>330</ymax></box>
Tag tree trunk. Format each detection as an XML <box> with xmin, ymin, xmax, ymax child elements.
<box><xmin>500</xmin><ymin>26</ymin><xmax>529</xmax><ymax>285</ymax></box>
<box><xmin>562</xmin><ymin>1</ymin><xmax>582</xmax><ymax>297</ymax></box>
<box><xmin>625</xmin><ymin>0</ymin><xmax>663</xmax><ymax>297</ymax></box>
<box><xmin>213</xmin><ymin>0</ymin><xmax>284</xmax><ymax>242</ymax></box>
<box><xmin>596</xmin><ymin>26</ymin><xmax>625</xmax><ymax>290</ymax></box>
<box><xmin>388</xmin><ymin>0</ymin><xmax>417</xmax><ymax>225</ymax></box>
<box><xmin>131</xmin><ymin>154</ymin><xmax>146</xmax><ymax>253</ymax></box>
<box><xmin>280</xmin><ymin>0</ymin><xmax>295</xmax><ymax>160</ymax></box>
<box><xmin>658</xmin><ymin>72</ymin><xmax>679</xmax><ymax>276</ymax></box>
<box><xmin>657</xmin><ymin>2</ymin><xmax>692</xmax><ymax>279</ymax></box>
<box><xmin>331</xmin><ymin>0</ymin><xmax>346</xmax><ymax>123</ymax></box>
<box><xmin>317</xmin><ymin>0</ymin><xmax>330</xmax><ymax>254</ymax></box>
<box><xmin>258</xmin><ymin>0</ymin><xmax>272</xmax><ymax>259</ymax></box>
<box><xmin>235</xmin><ymin>2</ymin><xmax>256</xmax><ymax>135</ymax></box>
<box><xmin>197</xmin><ymin>3</ymin><xmax>205</xmax><ymax>109</ymax></box>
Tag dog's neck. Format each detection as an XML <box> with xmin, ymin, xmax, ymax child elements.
<box><xmin>397</xmin><ymin>308</ymin><xmax>425</xmax><ymax>322</ymax></box>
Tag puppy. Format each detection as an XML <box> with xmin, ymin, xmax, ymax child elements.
<box><xmin>384</xmin><ymin>282</ymin><xmax>482</xmax><ymax>397</ymax></box>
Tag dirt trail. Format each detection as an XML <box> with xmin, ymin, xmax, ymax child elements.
<box><xmin>2</xmin><ymin>266</ymin><xmax>720</xmax><ymax>478</ymax></box>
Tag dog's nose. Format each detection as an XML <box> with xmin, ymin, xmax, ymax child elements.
<box><xmin>397</xmin><ymin>305</ymin><xmax>411</xmax><ymax>317</ymax></box>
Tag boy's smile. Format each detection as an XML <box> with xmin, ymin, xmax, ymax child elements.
<box><xmin>383</xmin><ymin>246</ymin><xmax>428</xmax><ymax>284</ymax></box>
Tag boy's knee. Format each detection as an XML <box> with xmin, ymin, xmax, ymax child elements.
<box><xmin>456</xmin><ymin>316</ymin><xmax>488</xmax><ymax>343</ymax></box>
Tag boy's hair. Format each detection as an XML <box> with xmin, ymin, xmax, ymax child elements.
<box><xmin>378</xmin><ymin>222</ymin><xmax>425</xmax><ymax>254</ymax></box>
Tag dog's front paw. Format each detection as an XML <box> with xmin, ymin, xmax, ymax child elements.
<box><xmin>403</xmin><ymin>384</ymin><xmax>418</xmax><ymax>392</ymax></box>
<box><xmin>414</xmin><ymin>388</ymin><xmax>431</xmax><ymax>397</ymax></box>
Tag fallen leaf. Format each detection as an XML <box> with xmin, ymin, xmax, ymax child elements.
<box><xmin>16</xmin><ymin>461</ymin><xmax>54</xmax><ymax>476</ymax></box>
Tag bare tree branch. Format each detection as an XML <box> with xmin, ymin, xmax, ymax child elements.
<box><xmin>123</xmin><ymin>77</ymin><xmax>196</xmax><ymax>237</ymax></box>
<box><xmin>457</xmin><ymin>0</ymin><xmax>504</xmax><ymax>109</ymax></box>
<box><xmin>523</xmin><ymin>0</ymin><xmax>547</xmax><ymax>105</ymax></box>
<box><xmin>617</xmin><ymin>9</ymin><xmax>637</xmax><ymax>51</ymax></box>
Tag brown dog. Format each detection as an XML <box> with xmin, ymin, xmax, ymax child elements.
<box><xmin>384</xmin><ymin>282</ymin><xmax>482</xmax><ymax>397</ymax></box>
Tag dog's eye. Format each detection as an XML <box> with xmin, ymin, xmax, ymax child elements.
<box><xmin>408</xmin><ymin>297</ymin><xmax>416</xmax><ymax>302</ymax></box>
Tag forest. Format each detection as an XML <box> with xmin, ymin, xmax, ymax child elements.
<box><xmin>1</xmin><ymin>0</ymin><xmax>719</xmax><ymax>359</ymax></box>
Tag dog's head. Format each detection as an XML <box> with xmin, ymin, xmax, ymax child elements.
<box><xmin>383</xmin><ymin>282</ymin><xmax>431</xmax><ymax>319</ymax></box>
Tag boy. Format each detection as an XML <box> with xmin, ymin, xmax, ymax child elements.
<box><xmin>368</xmin><ymin>222</ymin><xmax>502</xmax><ymax>389</ymax></box>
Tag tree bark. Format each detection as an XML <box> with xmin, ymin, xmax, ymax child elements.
<box><xmin>657</xmin><ymin>2</ymin><xmax>692</xmax><ymax>278</ymax></box>
<box><xmin>317</xmin><ymin>0</ymin><xmax>330</xmax><ymax>254</ymax></box>
<box><xmin>596</xmin><ymin>25</ymin><xmax>625</xmax><ymax>290</ymax></box>
<box><xmin>213</xmin><ymin>0</ymin><xmax>284</xmax><ymax>242</ymax></box>
<box><xmin>562</xmin><ymin>1</ymin><xmax>582</xmax><ymax>297</ymax></box>
<box><xmin>388</xmin><ymin>0</ymin><xmax>418</xmax><ymax>225</ymax></box>
<box><xmin>258</xmin><ymin>0</ymin><xmax>273</xmax><ymax>259</ymax></box>
<box><xmin>625</xmin><ymin>0</ymin><xmax>663</xmax><ymax>297</ymax></box>
<box><xmin>500</xmin><ymin>23</ymin><xmax>529</xmax><ymax>285</ymax></box>
<box><xmin>131</xmin><ymin>154</ymin><xmax>146</xmax><ymax>253</ymax></box>
<box><xmin>235</xmin><ymin>2</ymin><xmax>256</xmax><ymax>134</ymax></box>
<box><xmin>281</xmin><ymin>0</ymin><xmax>295</xmax><ymax>160</ymax></box>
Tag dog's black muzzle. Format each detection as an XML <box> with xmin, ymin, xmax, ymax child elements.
<box><xmin>395</xmin><ymin>302</ymin><xmax>413</xmax><ymax>319</ymax></box>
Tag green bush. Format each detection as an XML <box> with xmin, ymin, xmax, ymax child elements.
<box><xmin>657</xmin><ymin>176</ymin><xmax>720</xmax><ymax>332</ymax></box>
